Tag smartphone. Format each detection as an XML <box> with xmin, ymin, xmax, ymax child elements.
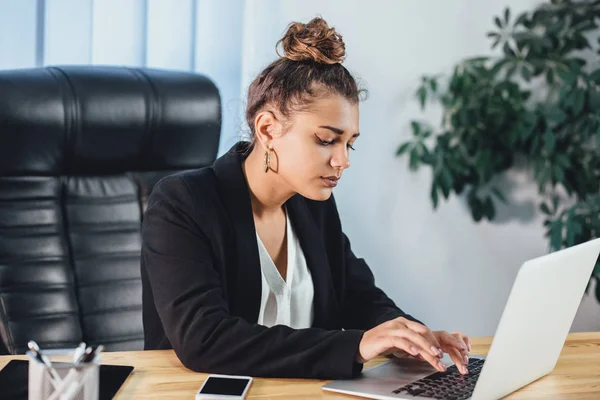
<box><xmin>195</xmin><ymin>374</ymin><xmax>253</xmax><ymax>399</ymax></box>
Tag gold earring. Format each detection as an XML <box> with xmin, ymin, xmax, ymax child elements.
<box><xmin>264</xmin><ymin>148</ymin><xmax>271</xmax><ymax>173</ymax></box>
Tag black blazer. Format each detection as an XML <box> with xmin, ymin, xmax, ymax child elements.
<box><xmin>140</xmin><ymin>141</ymin><xmax>421</xmax><ymax>379</ymax></box>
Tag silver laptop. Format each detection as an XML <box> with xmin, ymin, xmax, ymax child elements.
<box><xmin>323</xmin><ymin>238</ymin><xmax>600</xmax><ymax>400</ymax></box>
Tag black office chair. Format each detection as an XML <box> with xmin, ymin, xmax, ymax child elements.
<box><xmin>0</xmin><ymin>66</ymin><xmax>221</xmax><ymax>355</ymax></box>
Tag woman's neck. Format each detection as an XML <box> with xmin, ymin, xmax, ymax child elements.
<box><xmin>242</xmin><ymin>145</ymin><xmax>294</xmax><ymax>218</ymax></box>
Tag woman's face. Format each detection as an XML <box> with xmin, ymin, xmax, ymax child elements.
<box><xmin>270</xmin><ymin>94</ymin><xmax>360</xmax><ymax>201</ymax></box>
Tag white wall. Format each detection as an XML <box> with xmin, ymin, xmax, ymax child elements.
<box><xmin>242</xmin><ymin>0</ymin><xmax>600</xmax><ymax>336</ymax></box>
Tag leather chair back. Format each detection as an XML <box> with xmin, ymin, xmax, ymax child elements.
<box><xmin>0</xmin><ymin>66</ymin><xmax>220</xmax><ymax>354</ymax></box>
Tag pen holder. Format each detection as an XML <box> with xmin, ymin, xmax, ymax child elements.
<box><xmin>27</xmin><ymin>348</ymin><xmax>99</xmax><ymax>400</ymax></box>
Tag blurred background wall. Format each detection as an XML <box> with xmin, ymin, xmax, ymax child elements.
<box><xmin>1</xmin><ymin>0</ymin><xmax>597</xmax><ymax>336</ymax></box>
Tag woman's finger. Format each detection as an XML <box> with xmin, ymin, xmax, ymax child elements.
<box><xmin>392</xmin><ymin>337</ymin><xmax>446</xmax><ymax>372</ymax></box>
<box><xmin>381</xmin><ymin>348</ymin><xmax>395</xmax><ymax>356</ymax></box>
<box><xmin>391</xmin><ymin>350</ymin><xmax>417</xmax><ymax>360</ymax></box>
<box><xmin>402</xmin><ymin>319</ymin><xmax>430</xmax><ymax>335</ymax></box>
<box><xmin>463</xmin><ymin>334</ymin><xmax>472</xmax><ymax>352</ymax></box>
<box><xmin>404</xmin><ymin>323</ymin><xmax>445</xmax><ymax>359</ymax></box>
<box><xmin>439</xmin><ymin>331</ymin><xmax>468</xmax><ymax>355</ymax></box>
<box><xmin>395</xmin><ymin>329</ymin><xmax>442</xmax><ymax>358</ymax></box>
<box><xmin>451</xmin><ymin>332</ymin><xmax>470</xmax><ymax>355</ymax></box>
<box><xmin>450</xmin><ymin>331</ymin><xmax>471</xmax><ymax>352</ymax></box>
<box><xmin>447</xmin><ymin>346</ymin><xmax>468</xmax><ymax>375</ymax></box>
<box><xmin>386</xmin><ymin>337</ymin><xmax>420</xmax><ymax>358</ymax></box>
<box><xmin>423</xmin><ymin>331</ymin><xmax>443</xmax><ymax>358</ymax></box>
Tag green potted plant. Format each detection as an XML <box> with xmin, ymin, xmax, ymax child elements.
<box><xmin>397</xmin><ymin>0</ymin><xmax>600</xmax><ymax>301</ymax></box>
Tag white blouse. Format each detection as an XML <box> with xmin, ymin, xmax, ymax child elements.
<box><xmin>256</xmin><ymin>209</ymin><xmax>314</xmax><ymax>329</ymax></box>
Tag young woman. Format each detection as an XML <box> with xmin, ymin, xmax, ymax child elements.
<box><xmin>141</xmin><ymin>17</ymin><xmax>471</xmax><ymax>379</ymax></box>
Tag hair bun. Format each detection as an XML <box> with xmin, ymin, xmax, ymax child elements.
<box><xmin>277</xmin><ymin>17</ymin><xmax>346</xmax><ymax>64</ymax></box>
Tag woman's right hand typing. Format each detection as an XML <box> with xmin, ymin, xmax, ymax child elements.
<box><xmin>357</xmin><ymin>317</ymin><xmax>449</xmax><ymax>372</ymax></box>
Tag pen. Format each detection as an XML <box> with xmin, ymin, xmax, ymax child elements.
<box><xmin>27</xmin><ymin>340</ymin><xmax>62</xmax><ymax>382</ymax></box>
<box><xmin>72</xmin><ymin>342</ymin><xmax>86</xmax><ymax>365</ymax></box>
<box><xmin>81</xmin><ymin>344</ymin><xmax>104</xmax><ymax>363</ymax></box>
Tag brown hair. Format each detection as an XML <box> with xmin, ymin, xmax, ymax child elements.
<box><xmin>245</xmin><ymin>17</ymin><xmax>366</xmax><ymax>145</ymax></box>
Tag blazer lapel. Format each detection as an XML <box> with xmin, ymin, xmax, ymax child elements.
<box><xmin>212</xmin><ymin>143</ymin><xmax>262</xmax><ymax>323</ymax></box>
<box><xmin>285</xmin><ymin>195</ymin><xmax>339</xmax><ymax>329</ymax></box>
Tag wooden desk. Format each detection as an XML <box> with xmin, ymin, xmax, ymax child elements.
<box><xmin>1</xmin><ymin>332</ymin><xmax>599</xmax><ymax>399</ymax></box>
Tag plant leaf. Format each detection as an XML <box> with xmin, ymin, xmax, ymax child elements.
<box><xmin>409</xmin><ymin>148</ymin><xmax>420</xmax><ymax>170</ymax></box>
<box><xmin>554</xmin><ymin>164</ymin><xmax>565</xmax><ymax>185</ymax></box>
<box><xmin>549</xmin><ymin>219</ymin><xmax>563</xmax><ymax>251</ymax></box>
<box><xmin>544</xmin><ymin>130</ymin><xmax>556</xmax><ymax>154</ymax></box>
<box><xmin>590</xmin><ymin>68</ymin><xmax>600</xmax><ymax>84</ymax></box>
<box><xmin>417</xmin><ymin>142</ymin><xmax>429</xmax><ymax>158</ymax></box>
<box><xmin>429</xmin><ymin>78</ymin><xmax>438</xmax><ymax>92</ymax></box>
<box><xmin>567</xmin><ymin>58</ymin><xmax>586</xmax><ymax>71</ymax></box>
<box><xmin>472</xmin><ymin>200</ymin><xmax>483</xmax><ymax>222</ymax></box>
<box><xmin>484</xmin><ymin>197</ymin><xmax>496</xmax><ymax>220</ymax></box>
<box><xmin>506</xmin><ymin>64</ymin><xmax>517</xmax><ymax>78</ymax></box>
<box><xmin>571</xmin><ymin>90</ymin><xmax>585</xmax><ymax>115</ymax></box>
<box><xmin>503</xmin><ymin>42</ymin><xmax>516</xmax><ymax>57</ymax></box>
<box><xmin>540</xmin><ymin>203</ymin><xmax>551</xmax><ymax>215</ymax></box>
<box><xmin>566</xmin><ymin>208</ymin><xmax>578</xmax><ymax>246</ymax></box>
<box><xmin>546</xmin><ymin>68</ymin><xmax>554</xmax><ymax>84</ymax></box>
<box><xmin>589</xmin><ymin>90</ymin><xmax>600</xmax><ymax>109</ymax></box>
<box><xmin>555</xmin><ymin>154</ymin><xmax>571</xmax><ymax>169</ymax></box>
<box><xmin>538</xmin><ymin>165</ymin><xmax>551</xmax><ymax>190</ymax></box>
<box><xmin>552</xmin><ymin>195</ymin><xmax>560</xmax><ymax>212</ymax></box>
<box><xmin>411</xmin><ymin>121</ymin><xmax>421</xmax><ymax>136</ymax></box>
<box><xmin>494</xmin><ymin>16</ymin><xmax>503</xmax><ymax>29</ymax></box>
<box><xmin>491</xmin><ymin>187</ymin><xmax>507</xmax><ymax>204</ymax></box>
<box><xmin>521</xmin><ymin>65</ymin><xmax>532</xmax><ymax>81</ymax></box>
<box><xmin>417</xmin><ymin>86</ymin><xmax>427</xmax><ymax>109</ymax></box>
<box><xmin>431</xmin><ymin>182</ymin><xmax>439</xmax><ymax>209</ymax></box>
<box><xmin>514</xmin><ymin>12</ymin><xmax>528</xmax><ymax>26</ymax></box>
<box><xmin>556</xmin><ymin>67</ymin><xmax>575</xmax><ymax>84</ymax></box>
<box><xmin>549</xmin><ymin>107</ymin><xmax>567</xmax><ymax>124</ymax></box>
<box><xmin>491</xmin><ymin>59</ymin><xmax>509</xmax><ymax>76</ymax></box>
<box><xmin>396</xmin><ymin>142</ymin><xmax>412</xmax><ymax>156</ymax></box>
<box><xmin>504</xmin><ymin>7</ymin><xmax>511</xmax><ymax>24</ymax></box>
<box><xmin>440</xmin><ymin>168</ymin><xmax>454</xmax><ymax>198</ymax></box>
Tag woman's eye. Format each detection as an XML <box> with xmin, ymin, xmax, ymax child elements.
<box><xmin>315</xmin><ymin>135</ymin><xmax>334</xmax><ymax>146</ymax></box>
<box><xmin>315</xmin><ymin>134</ymin><xmax>356</xmax><ymax>150</ymax></box>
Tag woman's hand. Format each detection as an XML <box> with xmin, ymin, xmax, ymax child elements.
<box><xmin>400</xmin><ymin>330</ymin><xmax>471</xmax><ymax>375</ymax></box>
<box><xmin>356</xmin><ymin>317</ymin><xmax>471</xmax><ymax>374</ymax></box>
<box><xmin>432</xmin><ymin>330</ymin><xmax>471</xmax><ymax>375</ymax></box>
<box><xmin>357</xmin><ymin>317</ymin><xmax>447</xmax><ymax>372</ymax></box>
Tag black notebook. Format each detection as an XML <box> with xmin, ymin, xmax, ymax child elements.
<box><xmin>0</xmin><ymin>359</ymin><xmax>134</xmax><ymax>400</ymax></box>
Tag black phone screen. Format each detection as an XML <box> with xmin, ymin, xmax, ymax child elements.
<box><xmin>199</xmin><ymin>376</ymin><xmax>251</xmax><ymax>396</ymax></box>
<box><xmin>0</xmin><ymin>359</ymin><xmax>134</xmax><ymax>400</ymax></box>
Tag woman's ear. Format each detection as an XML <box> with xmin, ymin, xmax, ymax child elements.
<box><xmin>254</xmin><ymin>110</ymin><xmax>282</xmax><ymax>151</ymax></box>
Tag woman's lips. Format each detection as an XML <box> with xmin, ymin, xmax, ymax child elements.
<box><xmin>321</xmin><ymin>176</ymin><xmax>339</xmax><ymax>188</ymax></box>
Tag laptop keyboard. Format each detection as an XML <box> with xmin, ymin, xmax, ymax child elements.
<box><xmin>392</xmin><ymin>358</ymin><xmax>485</xmax><ymax>399</ymax></box>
